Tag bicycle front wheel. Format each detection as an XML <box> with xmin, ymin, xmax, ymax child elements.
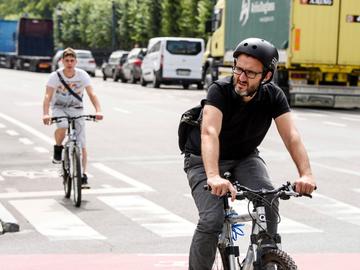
<box><xmin>261</xmin><ymin>249</ymin><xmax>297</xmax><ymax>270</ymax></box>
<box><xmin>212</xmin><ymin>245</ymin><xmax>230</xmax><ymax>270</ymax></box>
<box><xmin>71</xmin><ymin>146</ymin><xmax>82</xmax><ymax>207</ymax></box>
<box><xmin>62</xmin><ymin>148</ymin><xmax>71</xmax><ymax>198</ymax></box>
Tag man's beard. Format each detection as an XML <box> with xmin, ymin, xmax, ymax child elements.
<box><xmin>234</xmin><ymin>84</ymin><xmax>258</xmax><ymax>97</ymax></box>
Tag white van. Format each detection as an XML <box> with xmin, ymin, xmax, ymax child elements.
<box><xmin>141</xmin><ymin>37</ymin><xmax>205</xmax><ymax>89</ymax></box>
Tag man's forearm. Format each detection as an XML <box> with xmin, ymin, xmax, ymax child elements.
<box><xmin>287</xmin><ymin>136</ymin><xmax>312</xmax><ymax>177</ymax></box>
<box><xmin>201</xmin><ymin>134</ymin><xmax>220</xmax><ymax>178</ymax></box>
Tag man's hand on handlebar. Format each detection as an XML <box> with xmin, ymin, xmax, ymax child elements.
<box><xmin>294</xmin><ymin>174</ymin><xmax>316</xmax><ymax>195</ymax></box>
<box><xmin>95</xmin><ymin>112</ymin><xmax>103</xmax><ymax>121</ymax></box>
<box><xmin>42</xmin><ymin>114</ymin><xmax>51</xmax><ymax>125</ymax></box>
<box><xmin>207</xmin><ymin>175</ymin><xmax>237</xmax><ymax>201</ymax></box>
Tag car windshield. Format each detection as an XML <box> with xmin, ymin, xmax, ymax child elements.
<box><xmin>166</xmin><ymin>41</ymin><xmax>202</xmax><ymax>55</ymax></box>
<box><xmin>76</xmin><ymin>51</ymin><xmax>92</xmax><ymax>58</ymax></box>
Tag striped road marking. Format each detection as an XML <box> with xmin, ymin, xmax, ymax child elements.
<box><xmin>0</xmin><ymin>123</ymin><xmax>6</xmax><ymax>128</ymax></box>
<box><xmin>34</xmin><ymin>146</ymin><xmax>49</xmax><ymax>153</ymax></box>
<box><xmin>322</xmin><ymin>121</ymin><xmax>346</xmax><ymax>127</ymax></box>
<box><xmin>19</xmin><ymin>137</ymin><xmax>34</xmax><ymax>145</ymax></box>
<box><xmin>295</xmin><ymin>193</ymin><xmax>360</xmax><ymax>226</ymax></box>
<box><xmin>232</xmin><ymin>200</ymin><xmax>321</xmax><ymax>234</ymax></box>
<box><xmin>0</xmin><ymin>202</ymin><xmax>18</xmax><ymax>224</ymax></box>
<box><xmin>98</xmin><ymin>195</ymin><xmax>195</xmax><ymax>237</ymax></box>
<box><xmin>6</xmin><ymin>129</ymin><xmax>19</xmax><ymax>136</ymax></box>
<box><xmin>92</xmin><ymin>163</ymin><xmax>154</xmax><ymax>192</ymax></box>
<box><xmin>10</xmin><ymin>199</ymin><xmax>105</xmax><ymax>240</ymax></box>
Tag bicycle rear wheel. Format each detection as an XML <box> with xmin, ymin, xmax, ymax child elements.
<box><xmin>71</xmin><ymin>146</ymin><xmax>82</xmax><ymax>207</ymax></box>
<box><xmin>62</xmin><ymin>148</ymin><xmax>71</xmax><ymax>198</ymax></box>
<box><xmin>261</xmin><ymin>249</ymin><xmax>297</xmax><ymax>270</ymax></box>
<box><xmin>212</xmin><ymin>245</ymin><xmax>230</xmax><ymax>270</ymax></box>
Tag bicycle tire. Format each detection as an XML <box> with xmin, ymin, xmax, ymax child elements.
<box><xmin>261</xmin><ymin>249</ymin><xmax>297</xmax><ymax>270</ymax></box>
<box><xmin>72</xmin><ymin>146</ymin><xmax>82</xmax><ymax>207</ymax></box>
<box><xmin>212</xmin><ymin>245</ymin><xmax>230</xmax><ymax>270</ymax></box>
<box><xmin>62</xmin><ymin>148</ymin><xmax>71</xmax><ymax>198</ymax></box>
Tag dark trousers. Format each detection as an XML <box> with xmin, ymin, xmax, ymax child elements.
<box><xmin>184</xmin><ymin>151</ymin><xmax>279</xmax><ymax>270</ymax></box>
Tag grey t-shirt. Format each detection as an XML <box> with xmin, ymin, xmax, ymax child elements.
<box><xmin>46</xmin><ymin>68</ymin><xmax>91</xmax><ymax>108</ymax></box>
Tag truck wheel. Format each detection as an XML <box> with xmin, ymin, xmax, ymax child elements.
<box><xmin>183</xmin><ymin>84</ymin><xmax>189</xmax><ymax>89</ymax></box>
<box><xmin>204</xmin><ymin>67</ymin><xmax>213</xmax><ymax>91</ymax></box>
<box><xmin>152</xmin><ymin>72</ymin><xmax>160</xmax><ymax>88</ymax></box>
<box><xmin>197</xmin><ymin>82</ymin><xmax>204</xmax><ymax>90</ymax></box>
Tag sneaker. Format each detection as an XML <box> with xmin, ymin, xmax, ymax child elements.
<box><xmin>52</xmin><ymin>145</ymin><xmax>63</xmax><ymax>164</ymax></box>
<box><xmin>81</xmin><ymin>173</ymin><xmax>90</xmax><ymax>189</ymax></box>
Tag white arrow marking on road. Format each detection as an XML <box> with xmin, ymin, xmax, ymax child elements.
<box><xmin>92</xmin><ymin>163</ymin><xmax>154</xmax><ymax>192</ymax></box>
<box><xmin>10</xmin><ymin>199</ymin><xmax>105</xmax><ymax>240</ymax></box>
<box><xmin>19</xmin><ymin>137</ymin><xmax>34</xmax><ymax>145</ymax></box>
<box><xmin>98</xmin><ymin>195</ymin><xmax>196</xmax><ymax>237</ymax></box>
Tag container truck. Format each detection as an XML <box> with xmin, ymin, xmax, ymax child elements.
<box><xmin>0</xmin><ymin>17</ymin><xmax>54</xmax><ymax>72</ymax></box>
<box><xmin>203</xmin><ymin>0</ymin><xmax>360</xmax><ymax>108</ymax></box>
<box><xmin>0</xmin><ymin>20</ymin><xmax>17</xmax><ymax>68</ymax></box>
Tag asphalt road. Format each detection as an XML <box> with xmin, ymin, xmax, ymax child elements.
<box><xmin>0</xmin><ymin>68</ymin><xmax>359</xmax><ymax>269</ymax></box>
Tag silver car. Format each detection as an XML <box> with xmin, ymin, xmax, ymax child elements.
<box><xmin>52</xmin><ymin>49</ymin><xmax>96</xmax><ymax>77</ymax></box>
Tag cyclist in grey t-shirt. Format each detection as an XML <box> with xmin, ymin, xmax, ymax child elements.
<box><xmin>42</xmin><ymin>48</ymin><xmax>103</xmax><ymax>188</ymax></box>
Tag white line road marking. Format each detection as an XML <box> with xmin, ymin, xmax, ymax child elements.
<box><xmin>0</xmin><ymin>203</ymin><xmax>18</xmax><ymax>224</ymax></box>
<box><xmin>113</xmin><ymin>107</ymin><xmax>131</xmax><ymax>114</ymax></box>
<box><xmin>323</xmin><ymin>121</ymin><xmax>346</xmax><ymax>127</ymax></box>
<box><xmin>0</xmin><ymin>175</ymin><xmax>4</xmax><ymax>181</ymax></box>
<box><xmin>0</xmin><ymin>187</ymin><xmax>146</xmax><ymax>199</ymax></box>
<box><xmin>295</xmin><ymin>193</ymin><xmax>360</xmax><ymax>227</ymax></box>
<box><xmin>34</xmin><ymin>146</ymin><xmax>49</xmax><ymax>153</ymax></box>
<box><xmin>312</xmin><ymin>162</ymin><xmax>360</xmax><ymax>177</ymax></box>
<box><xmin>341</xmin><ymin>116</ymin><xmax>360</xmax><ymax>122</ymax></box>
<box><xmin>92</xmin><ymin>163</ymin><xmax>154</xmax><ymax>192</ymax></box>
<box><xmin>19</xmin><ymin>137</ymin><xmax>34</xmax><ymax>145</ymax></box>
<box><xmin>98</xmin><ymin>195</ymin><xmax>196</xmax><ymax>237</ymax></box>
<box><xmin>10</xmin><ymin>199</ymin><xmax>105</xmax><ymax>240</ymax></box>
<box><xmin>0</xmin><ymin>123</ymin><xmax>6</xmax><ymax>128</ymax></box>
<box><xmin>0</xmin><ymin>112</ymin><xmax>53</xmax><ymax>144</ymax></box>
<box><xmin>6</xmin><ymin>129</ymin><xmax>19</xmax><ymax>136</ymax></box>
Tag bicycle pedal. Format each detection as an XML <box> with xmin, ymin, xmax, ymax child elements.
<box><xmin>81</xmin><ymin>185</ymin><xmax>91</xmax><ymax>190</ymax></box>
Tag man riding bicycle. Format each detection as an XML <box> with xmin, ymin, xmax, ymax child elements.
<box><xmin>183</xmin><ymin>38</ymin><xmax>316</xmax><ymax>270</ymax></box>
<box><xmin>42</xmin><ymin>48</ymin><xmax>103</xmax><ymax>188</ymax></box>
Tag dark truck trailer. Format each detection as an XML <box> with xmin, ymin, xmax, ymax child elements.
<box><xmin>13</xmin><ymin>18</ymin><xmax>54</xmax><ymax>72</ymax></box>
<box><xmin>0</xmin><ymin>20</ymin><xmax>17</xmax><ymax>68</ymax></box>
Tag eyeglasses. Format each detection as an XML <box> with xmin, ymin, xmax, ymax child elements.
<box><xmin>232</xmin><ymin>66</ymin><xmax>262</xmax><ymax>79</ymax></box>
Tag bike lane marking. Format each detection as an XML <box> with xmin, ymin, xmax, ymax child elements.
<box><xmin>232</xmin><ymin>200</ymin><xmax>322</xmax><ymax>234</ymax></box>
<box><xmin>294</xmin><ymin>192</ymin><xmax>360</xmax><ymax>226</ymax></box>
<box><xmin>0</xmin><ymin>112</ymin><xmax>53</xmax><ymax>144</ymax></box>
<box><xmin>0</xmin><ymin>202</ymin><xmax>18</xmax><ymax>224</ymax></box>
<box><xmin>98</xmin><ymin>195</ymin><xmax>195</xmax><ymax>237</ymax></box>
<box><xmin>9</xmin><ymin>199</ymin><xmax>105</xmax><ymax>240</ymax></box>
<box><xmin>92</xmin><ymin>163</ymin><xmax>154</xmax><ymax>192</ymax></box>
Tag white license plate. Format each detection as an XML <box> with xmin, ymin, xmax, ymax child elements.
<box><xmin>176</xmin><ymin>69</ymin><xmax>190</xmax><ymax>76</ymax></box>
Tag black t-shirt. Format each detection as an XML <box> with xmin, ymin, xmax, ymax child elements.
<box><xmin>185</xmin><ymin>76</ymin><xmax>290</xmax><ymax>160</ymax></box>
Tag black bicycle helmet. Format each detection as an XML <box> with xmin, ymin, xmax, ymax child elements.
<box><xmin>233</xmin><ymin>38</ymin><xmax>279</xmax><ymax>83</ymax></box>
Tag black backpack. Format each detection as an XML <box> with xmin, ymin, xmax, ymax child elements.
<box><xmin>178</xmin><ymin>104</ymin><xmax>203</xmax><ymax>154</ymax></box>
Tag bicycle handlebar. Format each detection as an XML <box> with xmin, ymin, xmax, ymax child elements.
<box><xmin>50</xmin><ymin>115</ymin><xmax>97</xmax><ymax>124</ymax></box>
<box><xmin>204</xmin><ymin>181</ymin><xmax>312</xmax><ymax>201</ymax></box>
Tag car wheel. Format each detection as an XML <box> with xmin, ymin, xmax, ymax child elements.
<box><xmin>183</xmin><ymin>83</ymin><xmax>189</xmax><ymax>90</ymax></box>
<box><xmin>113</xmin><ymin>72</ymin><xmax>119</xmax><ymax>82</ymax></box>
<box><xmin>152</xmin><ymin>72</ymin><xmax>160</xmax><ymax>88</ymax></box>
<box><xmin>103</xmin><ymin>74</ymin><xmax>107</xmax><ymax>81</ymax></box>
<box><xmin>130</xmin><ymin>72</ymin><xmax>136</xmax><ymax>84</ymax></box>
<box><xmin>140</xmin><ymin>75</ymin><xmax>147</xmax><ymax>86</ymax></box>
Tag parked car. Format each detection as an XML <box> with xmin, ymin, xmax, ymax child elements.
<box><xmin>101</xmin><ymin>50</ymin><xmax>128</xmax><ymax>82</ymax></box>
<box><xmin>52</xmin><ymin>49</ymin><xmax>96</xmax><ymax>77</ymax></box>
<box><xmin>122</xmin><ymin>47</ymin><xmax>147</xmax><ymax>83</ymax></box>
<box><xmin>141</xmin><ymin>37</ymin><xmax>205</xmax><ymax>89</ymax></box>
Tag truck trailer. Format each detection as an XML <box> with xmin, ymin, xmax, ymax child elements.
<box><xmin>203</xmin><ymin>0</ymin><xmax>360</xmax><ymax>108</ymax></box>
<box><xmin>0</xmin><ymin>18</ymin><xmax>54</xmax><ymax>72</ymax></box>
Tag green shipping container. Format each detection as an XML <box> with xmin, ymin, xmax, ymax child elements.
<box><xmin>224</xmin><ymin>0</ymin><xmax>290</xmax><ymax>53</ymax></box>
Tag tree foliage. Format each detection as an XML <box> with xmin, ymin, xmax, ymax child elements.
<box><xmin>0</xmin><ymin>0</ymin><xmax>214</xmax><ymax>52</ymax></box>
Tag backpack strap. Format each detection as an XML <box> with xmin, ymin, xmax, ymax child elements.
<box><xmin>56</xmin><ymin>71</ymin><xmax>82</xmax><ymax>102</ymax></box>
